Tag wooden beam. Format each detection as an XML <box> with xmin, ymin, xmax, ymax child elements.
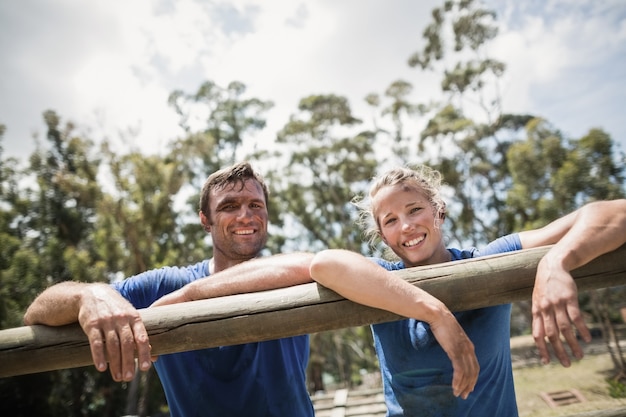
<box><xmin>1</xmin><ymin>244</ymin><xmax>626</xmax><ymax>378</ymax></box>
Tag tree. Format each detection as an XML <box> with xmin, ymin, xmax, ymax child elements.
<box><xmin>506</xmin><ymin>119</ymin><xmax>626</xmax><ymax>378</ymax></box>
<box><xmin>269</xmin><ymin>94</ymin><xmax>381</xmax><ymax>390</ymax></box>
<box><xmin>166</xmin><ymin>80</ymin><xmax>276</xmax><ymax>257</ymax></box>
<box><xmin>394</xmin><ymin>0</ymin><xmax>532</xmax><ymax>246</ymax></box>
<box><xmin>98</xmin><ymin>142</ymin><xmax>187</xmax><ymax>275</ymax></box>
<box><xmin>273</xmin><ymin>94</ymin><xmax>377</xmax><ymax>253</ymax></box>
<box><xmin>168</xmin><ymin>80</ymin><xmax>274</xmax><ymax>168</ymax></box>
<box><xmin>506</xmin><ymin>120</ymin><xmax>625</xmax><ymax>229</ymax></box>
<box><xmin>0</xmin><ymin>112</ymin><xmax>133</xmax><ymax>417</ymax></box>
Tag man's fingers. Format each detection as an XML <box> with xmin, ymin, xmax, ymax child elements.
<box><xmin>104</xmin><ymin>328</ymin><xmax>124</xmax><ymax>381</ymax></box>
<box><xmin>132</xmin><ymin>320</ymin><xmax>152</xmax><ymax>372</ymax></box>
<box><xmin>119</xmin><ymin>325</ymin><xmax>139</xmax><ymax>381</ymax></box>
<box><xmin>87</xmin><ymin>329</ymin><xmax>108</xmax><ymax>373</ymax></box>
<box><xmin>87</xmin><ymin>319</ymin><xmax>151</xmax><ymax>382</ymax></box>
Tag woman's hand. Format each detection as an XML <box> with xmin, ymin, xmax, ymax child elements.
<box><xmin>430</xmin><ymin>310</ymin><xmax>479</xmax><ymax>399</ymax></box>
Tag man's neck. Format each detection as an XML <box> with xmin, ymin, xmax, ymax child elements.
<box><xmin>210</xmin><ymin>255</ymin><xmax>258</xmax><ymax>274</ymax></box>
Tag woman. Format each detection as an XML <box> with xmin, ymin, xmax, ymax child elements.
<box><xmin>309</xmin><ymin>165</ymin><xmax>626</xmax><ymax>416</ymax></box>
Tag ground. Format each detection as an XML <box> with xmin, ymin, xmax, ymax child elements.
<box><xmin>312</xmin><ymin>335</ymin><xmax>626</xmax><ymax>416</ymax></box>
<box><xmin>512</xmin><ymin>335</ymin><xmax>626</xmax><ymax>416</ymax></box>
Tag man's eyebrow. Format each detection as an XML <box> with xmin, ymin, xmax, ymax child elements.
<box><xmin>216</xmin><ymin>196</ymin><xmax>266</xmax><ymax>208</ymax></box>
<box><xmin>216</xmin><ymin>197</ymin><xmax>240</xmax><ymax>208</ymax></box>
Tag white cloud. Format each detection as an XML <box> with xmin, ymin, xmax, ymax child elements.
<box><xmin>1</xmin><ymin>0</ymin><xmax>624</xmax><ymax>163</ymax></box>
<box><xmin>490</xmin><ymin>0</ymin><xmax>626</xmax><ymax>148</ymax></box>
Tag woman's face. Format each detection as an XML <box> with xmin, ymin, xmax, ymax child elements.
<box><xmin>373</xmin><ymin>183</ymin><xmax>448</xmax><ymax>267</ymax></box>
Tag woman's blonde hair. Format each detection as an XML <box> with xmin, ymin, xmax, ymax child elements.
<box><xmin>354</xmin><ymin>165</ymin><xmax>447</xmax><ymax>247</ymax></box>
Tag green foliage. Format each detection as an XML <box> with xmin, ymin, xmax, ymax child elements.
<box><xmin>607</xmin><ymin>377</ymin><xmax>626</xmax><ymax>398</ymax></box>
<box><xmin>169</xmin><ymin>80</ymin><xmax>273</xmax><ymax>167</ymax></box>
<box><xmin>409</xmin><ymin>0</ymin><xmax>499</xmax><ymax>70</ymax></box>
<box><xmin>99</xmin><ymin>143</ymin><xmax>188</xmax><ymax>275</ymax></box>
<box><xmin>273</xmin><ymin>94</ymin><xmax>377</xmax><ymax>253</ymax></box>
<box><xmin>506</xmin><ymin>120</ymin><xmax>625</xmax><ymax>230</ymax></box>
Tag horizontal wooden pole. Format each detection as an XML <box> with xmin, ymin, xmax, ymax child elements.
<box><xmin>1</xmin><ymin>244</ymin><xmax>626</xmax><ymax>378</ymax></box>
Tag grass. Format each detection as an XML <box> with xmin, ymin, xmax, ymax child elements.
<box><xmin>513</xmin><ymin>350</ymin><xmax>626</xmax><ymax>416</ymax></box>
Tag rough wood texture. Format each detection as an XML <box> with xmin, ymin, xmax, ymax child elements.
<box><xmin>1</xmin><ymin>244</ymin><xmax>626</xmax><ymax>378</ymax></box>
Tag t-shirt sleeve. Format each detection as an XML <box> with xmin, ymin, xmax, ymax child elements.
<box><xmin>478</xmin><ymin>233</ymin><xmax>522</xmax><ymax>257</ymax></box>
<box><xmin>113</xmin><ymin>261</ymin><xmax>210</xmax><ymax>309</ymax></box>
<box><xmin>368</xmin><ymin>256</ymin><xmax>405</xmax><ymax>271</ymax></box>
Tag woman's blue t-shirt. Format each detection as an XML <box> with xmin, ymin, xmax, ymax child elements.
<box><xmin>113</xmin><ymin>261</ymin><xmax>314</xmax><ymax>417</ymax></box>
<box><xmin>371</xmin><ymin>234</ymin><xmax>522</xmax><ymax>417</ymax></box>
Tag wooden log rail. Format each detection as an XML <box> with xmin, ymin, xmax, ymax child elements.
<box><xmin>1</xmin><ymin>244</ymin><xmax>626</xmax><ymax>378</ymax></box>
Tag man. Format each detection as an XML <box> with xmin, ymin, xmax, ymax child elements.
<box><xmin>24</xmin><ymin>162</ymin><xmax>317</xmax><ymax>417</ymax></box>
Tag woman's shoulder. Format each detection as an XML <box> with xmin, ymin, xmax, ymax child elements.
<box><xmin>448</xmin><ymin>233</ymin><xmax>522</xmax><ymax>260</ymax></box>
<box><xmin>368</xmin><ymin>256</ymin><xmax>405</xmax><ymax>271</ymax></box>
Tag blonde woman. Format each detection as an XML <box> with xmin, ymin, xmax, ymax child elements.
<box><xmin>309</xmin><ymin>165</ymin><xmax>626</xmax><ymax>417</ymax></box>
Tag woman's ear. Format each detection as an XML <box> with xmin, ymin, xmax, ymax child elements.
<box><xmin>199</xmin><ymin>211</ymin><xmax>211</xmax><ymax>233</ymax></box>
<box><xmin>434</xmin><ymin>209</ymin><xmax>446</xmax><ymax>228</ymax></box>
<box><xmin>379</xmin><ymin>231</ymin><xmax>388</xmax><ymax>245</ymax></box>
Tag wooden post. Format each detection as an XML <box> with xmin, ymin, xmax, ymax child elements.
<box><xmin>1</xmin><ymin>245</ymin><xmax>626</xmax><ymax>378</ymax></box>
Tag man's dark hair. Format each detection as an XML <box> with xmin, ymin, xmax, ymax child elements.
<box><xmin>199</xmin><ymin>161</ymin><xmax>270</xmax><ymax>216</ymax></box>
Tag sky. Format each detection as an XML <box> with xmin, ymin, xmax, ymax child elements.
<box><xmin>1</xmin><ymin>0</ymin><xmax>625</xmax><ymax>163</ymax></box>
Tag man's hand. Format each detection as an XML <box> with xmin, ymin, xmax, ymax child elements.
<box><xmin>430</xmin><ymin>312</ymin><xmax>479</xmax><ymax>399</ymax></box>
<box><xmin>531</xmin><ymin>256</ymin><xmax>591</xmax><ymax>367</ymax></box>
<box><xmin>78</xmin><ymin>285</ymin><xmax>153</xmax><ymax>381</ymax></box>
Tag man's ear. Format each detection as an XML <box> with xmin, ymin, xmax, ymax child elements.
<box><xmin>199</xmin><ymin>211</ymin><xmax>211</xmax><ymax>233</ymax></box>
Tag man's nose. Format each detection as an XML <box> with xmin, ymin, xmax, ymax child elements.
<box><xmin>237</xmin><ymin>206</ymin><xmax>253</xmax><ymax>221</ymax></box>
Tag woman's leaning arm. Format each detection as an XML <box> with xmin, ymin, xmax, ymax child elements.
<box><xmin>520</xmin><ymin>199</ymin><xmax>626</xmax><ymax>366</ymax></box>
<box><xmin>519</xmin><ymin>199</ymin><xmax>626</xmax><ymax>262</ymax></box>
<box><xmin>309</xmin><ymin>249</ymin><xmax>479</xmax><ymax>399</ymax></box>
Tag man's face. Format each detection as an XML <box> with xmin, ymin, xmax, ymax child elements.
<box><xmin>205</xmin><ymin>179</ymin><xmax>269</xmax><ymax>264</ymax></box>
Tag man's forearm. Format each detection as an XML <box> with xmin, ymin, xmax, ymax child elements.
<box><xmin>24</xmin><ymin>282</ymin><xmax>109</xmax><ymax>326</ymax></box>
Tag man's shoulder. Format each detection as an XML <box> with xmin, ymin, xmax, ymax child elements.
<box><xmin>113</xmin><ymin>260</ymin><xmax>211</xmax><ymax>308</ymax></box>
